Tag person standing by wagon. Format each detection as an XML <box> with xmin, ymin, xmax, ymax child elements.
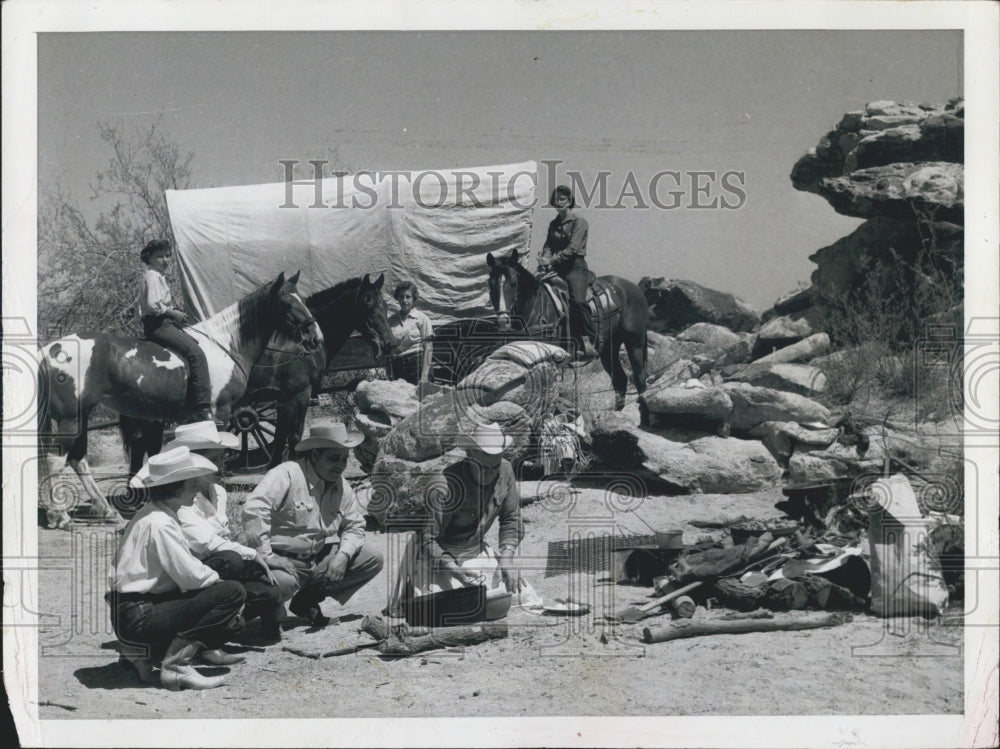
<box><xmin>388</xmin><ymin>281</ymin><xmax>434</xmax><ymax>386</ymax></box>
<box><xmin>137</xmin><ymin>239</ymin><xmax>213</xmax><ymax>421</ymax></box>
<box><xmin>538</xmin><ymin>185</ymin><xmax>599</xmax><ymax>361</ymax></box>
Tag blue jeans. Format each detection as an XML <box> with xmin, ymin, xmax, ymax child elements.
<box><xmin>553</xmin><ymin>255</ymin><xmax>597</xmax><ymax>348</ymax></box>
<box><xmin>142</xmin><ymin>315</ymin><xmax>212</xmax><ymax>411</ymax></box>
<box><xmin>202</xmin><ymin>550</ymin><xmax>284</xmax><ymax>626</ymax></box>
<box><xmin>107</xmin><ymin>580</ymin><xmax>246</xmax><ymax>660</ymax></box>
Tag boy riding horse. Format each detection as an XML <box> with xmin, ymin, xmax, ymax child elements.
<box><xmin>137</xmin><ymin>239</ymin><xmax>212</xmax><ymax>422</ymax></box>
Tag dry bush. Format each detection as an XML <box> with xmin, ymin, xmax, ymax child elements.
<box><xmin>39</xmin><ymin>118</ymin><xmax>194</xmax><ymax>343</ymax></box>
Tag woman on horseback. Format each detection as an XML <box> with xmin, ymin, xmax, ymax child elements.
<box><xmin>137</xmin><ymin>239</ymin><xmax>212</xmax><ymax>421</ymax></box>
<box><xmin>538</xmin><ymin>185</ymin><xmax>598</xmax><ymax>361</ymax></box>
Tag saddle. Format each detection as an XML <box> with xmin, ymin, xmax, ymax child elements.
<box><xmin>537</xmin><ymin>271</ymin><xmax>618</xmax><ymax>346</ymax></box>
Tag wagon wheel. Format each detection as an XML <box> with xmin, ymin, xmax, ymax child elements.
<box><xmin>226</xmin><ymin>391</ymin><xmax>280</xmax><ymax>473</ymax></box>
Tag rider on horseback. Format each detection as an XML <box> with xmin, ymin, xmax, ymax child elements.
<box><xmin>537</xmin><ymin>185</ymin><xmax>599</xmax><ymax>361</ymax></box>
<box><xmin>138</xmin><ymin>240</ymin><xmax>213</xmax><ymax>422</ymax></box>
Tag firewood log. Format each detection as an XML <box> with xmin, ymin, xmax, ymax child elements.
<box><xmin>711</xmin><ymin>579</ymin><xmax>765</xmax><ymax>612</ymax></box>
<box><xmin>377</xmin><ymin>623</ymin><xmax>509</xmax><ymax>657</ymax></box>
<box><xmin>642</xmin><ymin>612</ymin><xmax>851</xmax><ymax>643</ymax></box>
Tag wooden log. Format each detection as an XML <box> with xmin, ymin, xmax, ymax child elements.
<box><xmin>718</xmin><ymin>610</ymin><xmax>775</xmax><ymax>621</ymax></box>
<box><xmin>669</xmin><ymin>595</ymin><xmax>696</xmax><ymax>619</ymax></box>
<box><xmin>762</xmin><ymin>578</ymin><xmax>809</xmax><ymax>611</ymax></box>
<box><xmin>642</xmin><ymin>612</ymin><xmax>852</xmax><ymax>643</ymax></box>
<box><xmin>377</xmin><ymin>623</ymin><xmax>509</xmax><ymax>657</ymax></box>
<box><xmin>711</xmin><ymin>579</ymin><xmax>765</xmax><ymax>612</ymax></box>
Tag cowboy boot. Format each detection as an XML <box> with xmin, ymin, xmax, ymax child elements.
<box><xmin>159</xmin><ymin>636</ymin><xmax>228</xmax><ymax>691</ymax></box>
<box><xmin>198</xmin><ymin>647</ymin><xmax>247</xmax><ymax>666</ymax></box>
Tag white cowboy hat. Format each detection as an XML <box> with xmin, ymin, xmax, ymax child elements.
<box><xmin>456</xmin><ymin>421</ymin><xmax>512</xmax><ymax>456</ymax></box>
<box><xmin>164</xmin><ymin>420</ymin><xmax>240</xmax><ymax>451</ymax></box>
<box><xmin>134</xmin><ymin>446</ymin><xmax>219</xmax><ymax>488</ymax></box>
<box><xmin>295</xmin><ymin>421</ymin><xmax>364</xmax><ymax>451</ymax></box>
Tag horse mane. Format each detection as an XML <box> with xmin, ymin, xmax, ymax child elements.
<box><xmin>510</xmin><ymin>257</ymin><xmax>540</xmax><ymax>293</ymax></box>
<box><xmin>306</xmin><ymin>277</ymin><xmax>361</xmax><ymax>312</ymax></box>
<box><xmin>190</xmin><ymin>278</ymin><xmax>279</xmax><ymax>349</ymax></box>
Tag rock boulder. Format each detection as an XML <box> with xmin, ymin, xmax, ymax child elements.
<box><xmin>644</xmin><ymin>384</ymin><xmax>733</xmax><ymax>433</ymax></box>
<box><xmin>727</xmin><ymin>362</ymin><xmax>828</xmax><ymax>396</ymax></box>
<box><xmin>752</xmin><ymin>333</ymin><xmax>831</xmax><ymax>365</ymax></box>
<box><xmin>589</xmin><ymin>412</ymin><xmax>782</xmax><ymax>493</ymax></box>
<box><xmin>722</xmin><ymin>382</ymin><xmax>831</xmax><ymax>433</ymax></box>
<box><xmin>641</xmin><ymin>277</ymin><xmax>759</xmax><ymax>334</ymax></box>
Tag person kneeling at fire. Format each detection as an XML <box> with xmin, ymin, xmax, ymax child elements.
<box><xmin>386</xmin><ymin>421</ymin><xmax>533</xmax><ymax>616</ymax></box>
<box><xmin>242</xmin><ymin>421</ymin><xmax>384</xmax><ymax>628</ymax></box>
<box><xmin>132</xmin><ymin>421</ymin><xmax>286</xmax><ymax>645</ymax></box>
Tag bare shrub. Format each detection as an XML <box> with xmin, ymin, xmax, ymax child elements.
<box><xmin>814</xmin><ymin>201</ymin><xmax>962</xmax><ymax>413</ymax></box>
<box><xmin>38</xmin><ymin>118</ymin><xmax>194</xmax><ymax>343</ymax></box>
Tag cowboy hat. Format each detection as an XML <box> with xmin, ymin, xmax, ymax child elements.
<box><xmin>134</xmin><ymin>446</ymin><xmax>219</xmax><ymax>488</ymax></box>
<box><xmin>294</xmin><ymin>421</ymin><xmax>364</xmax><ymax>451</ymax></box>
<box><xmin>164</xmin><ymin>420</ymin><xmax>239</xmax><ymax>451</ymax></box>
<box><xmin>456</xmin><ymin>421</ymin><xmax>512</xmax><ymax>456</ymax></box>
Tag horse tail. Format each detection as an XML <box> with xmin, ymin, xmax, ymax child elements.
<box><xmin>37</xmin><ymin>354</ymin><xmax>53</xmax><ymax>440</ymax></box>
<box><xmin>118</xmin><ymin>414</ymin><xmax>140</xmax><ymax>460</ymax></box>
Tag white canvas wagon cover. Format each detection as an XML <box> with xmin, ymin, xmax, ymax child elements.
<box><xmin>165</xmin><ymin>161</ymin><xmax>537</xmax><ymax>322</ymax></box>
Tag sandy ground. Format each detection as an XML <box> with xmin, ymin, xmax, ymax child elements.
<box><xmin>34</xmin><ymin>429</ymin><xmax>963</xmax><ymax>719</ymax></box>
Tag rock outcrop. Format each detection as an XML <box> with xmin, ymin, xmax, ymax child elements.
<box><xmin>641</xmin><ymin>278</ymin><xmax>760</xmax><ymax>334</ymax></box>
<box><xmin>781</xmin><ymin>98</ymin><xmax>964</xmax><ymax>327</ymax></box>
<box><xmin>589</xmin><ymin>412</ymin><xmax>782</xmax><ymax>493</ymax></box>
<box><xmin>791</xmin><ymin>99</ymin><xmax>963</xmax><ymax>217</ymax></box>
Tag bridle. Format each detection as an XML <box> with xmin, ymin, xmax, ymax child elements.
<box><xmin>490</xmin><ymin>264</ymin><xmax>561</xmax><ymax>338</ymax></box>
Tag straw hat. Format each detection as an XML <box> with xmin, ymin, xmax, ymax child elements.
<box><xmin>456</xmin><ymin>421</ymin><xmax>512</xmax><ymax>456</ymax></box>
<box><xmin>294</xmin><ymin>421</ymin><xmax>364</xmax><ymax>451</ymax></box>
<box><xmin>164</xmin><ymin>420</ymin><xmax>239</xmax><ymax>451</ymax></box>
<box><xmin>134</xmin><ymin>446</ymin><xmax>219</xmax><ymax>488</ymax></box>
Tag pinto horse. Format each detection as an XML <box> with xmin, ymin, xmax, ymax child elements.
<box><xmin>486</xmin><ymin>249</ymin><xmax>650</xmax><ymax>423</ymax></box>
<box><xmin>38</xmin><ymin>272</ymin><xmax>320</xmax><ymax>527</ymax></box>
<box><xmin>245</xmin><ymin>273</ymin><xmax>392</xmax><ymax>469</ymax></box>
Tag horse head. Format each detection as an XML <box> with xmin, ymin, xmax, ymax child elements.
<box><xmin>271</xmin><ymin>271</ymin><xmax>322</xmax><ymax>351</ymax></box>
<box><xmin>355</xmin><ymin>273</ymin><xmax>392</xmax><ymax>356</ymax></box>
<box><xmin>487</xmin><ymin>249</ymin><xmax>533</xmax><ymax>331</ymax></box>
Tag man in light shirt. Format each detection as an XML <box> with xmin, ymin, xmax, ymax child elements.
<box><xmin>134</xmin><ymin>421</ymin><xmax>286</xmax><ymax>643</ymax></box>
<box><xmin>243</xmin><ymin>421</ymin><xmax>384</xmax><ymax>628</ymax></box>
<box><xmin>108</xmin><ymin>446</ymin><xmax>246</xmax><ymax>690</ymax></box>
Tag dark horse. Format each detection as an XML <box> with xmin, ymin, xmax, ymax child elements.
<box><xmin>486</xmin><ymin>249</ymin><xmax>649</xmax><ymax>423</ymax></box>
<box><xmin>38</xmin><ymin>272</ymin><xmax>320</xmax><ymax>527</ymax></box>
<box><xmin>244</xmin><ymin>273</ymin><xmax>392</xmax><ymax>469</ymax></box>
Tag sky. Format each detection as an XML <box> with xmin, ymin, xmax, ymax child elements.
<box><xmin>38</xmin><ymin>30</ymin><xmax>963</xmax><ymax>311</ymax></box>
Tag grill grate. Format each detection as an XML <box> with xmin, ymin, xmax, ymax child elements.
<box><xmin>544</xmin><ymin>533</ymin><xmax>656</xmax><ymax>577</ymax></box>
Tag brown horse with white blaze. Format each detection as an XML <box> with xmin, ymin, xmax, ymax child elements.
<box><xmin>486</xmin><ymin>248</ymin><xmax>650</xmax><ymax>424</ymax></box>
<box><xmin>37</xmin><ymin>272</ymin><xmax>320</xmax><ymax>528</ymax></box>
